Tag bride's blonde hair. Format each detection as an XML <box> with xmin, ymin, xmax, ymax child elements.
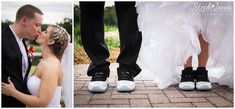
<box><xmin>48</xmin><ymin>25</ymin><xmax>70</xmax><ymax>60</ymax></box>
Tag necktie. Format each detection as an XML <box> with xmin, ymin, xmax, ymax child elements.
<box><xmin>19</xmin><ymin>40</ymin><xmax>28</xmax><ymax>79</ymax></box>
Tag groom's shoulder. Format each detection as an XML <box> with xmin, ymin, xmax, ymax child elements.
<box><xmin>2</xmin><ymin>26</ymin><xmax>14</xmax><ymax>46</ymax></box>
<box><xmin>2</xmin><ymin>26</ymin><xmax>11</xmax><ymax>36</ymax></box>
<box><xmin>2</xmin><ymin>26</ymin><xmax>13</xmax><ymax>40</ymax></box>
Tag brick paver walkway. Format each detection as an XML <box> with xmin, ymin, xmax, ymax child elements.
<box><xmin>74</xmin><ymin>64</ymin><xmax>233</xmax><ymax>108</ymax></box>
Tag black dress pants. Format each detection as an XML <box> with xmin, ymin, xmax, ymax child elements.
<box><xmin>80</xmin><ymin>1</ymin><xmax>142</xmax><ymax>77</ymax></box>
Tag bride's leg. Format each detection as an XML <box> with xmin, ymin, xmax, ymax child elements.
<box><xmin>198</xmin><ymin>34</ymin><xmax>209</xmax><ymax>67</ymax></box>
<box><xmin>179</xmin><ymin>56</ymin><xmax>195</xmax><ymax>91</ymax></box>
<box><xmin>184</xmin><ymin>56</ymin><xmax>192</xmax><ymax>68</ymax></box>
<box><xmin>195</xmin><ymin>34</ymin><xmax>212</xmax><ymax>90</ymax></box>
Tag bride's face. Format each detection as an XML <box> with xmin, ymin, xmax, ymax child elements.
<box><xmin>36</xmin><ymin>26</ymin><xmax>54</xmax><ymax>46</ymax></box>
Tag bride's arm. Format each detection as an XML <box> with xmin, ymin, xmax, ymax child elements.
<box><xmin>2</xmin><ymin>67</ymin><xmax>59</xmax><ymax>107</ymax></box>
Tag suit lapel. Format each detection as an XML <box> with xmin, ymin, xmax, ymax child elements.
<box><xmin>6</xmin><ymin>27</ymin><xmax>23</xmax><ymax>80</ymax></box>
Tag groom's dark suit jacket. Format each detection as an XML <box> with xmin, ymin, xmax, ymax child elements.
<box><xmin>2</xmin><ymin>26</ymin><xmax>31</xmax><ymax>107</ymax></box>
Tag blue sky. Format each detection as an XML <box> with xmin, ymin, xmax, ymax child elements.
<box><xmin>1</xmin><ymin>1</ymin><xmax>72</xmax><ymax>24</ymax></box>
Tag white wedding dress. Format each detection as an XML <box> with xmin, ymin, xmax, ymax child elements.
<box><xmin>27</xmin><ymin>75</ymin><xmax>62</xmax><ymax>107</ymax></box>
<box><xmin>136</xmin><ymin>2</ymin><xmax>233</xmax><ymax>89</ymax></box>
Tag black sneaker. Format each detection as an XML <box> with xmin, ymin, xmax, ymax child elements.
<box><xmin>179</xmin><ymin>67</ymin><xmax>195</xmax><ymax>91</ymax></box>
<box><xmin>88</xmin><ymin>70</ymin><xmax>108</xmax><ymax>92</ymax></box>
<box><xmin>118</xmin><ymin>71</ymin><xmax>134</xmax><ymax>81</ymax></box>
<box><xmin>195</xmin><ymin>67</ymin><xmax>212</xmax><ymax>91</ymax></box>
<box><xmin>91</xmin><ymin>72</ymin><xmax>107</xmax><ymax>81</ymax></box>
<box><xmin>117</xmin><ymin>68</ymin><xmax>135</xmax><ymax>92</ymax></box>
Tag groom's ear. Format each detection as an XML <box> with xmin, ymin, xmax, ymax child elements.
<box><xmin>21</xmin><ymin>17</ymin><xmax>29</xmax><ymax>25</ymax></box>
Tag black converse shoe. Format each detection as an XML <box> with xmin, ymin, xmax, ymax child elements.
<box><xmin>195</xmin><ymin>67</ymin><xmax>212</xmax><ymax>91</ymax></box>
<box><xmin>88</xmin><ymin>70</ymin><xmax>108</xmax><ymax>93</ymax></box>
<box><xmin>179</xmin><ymin>67</ymin><xmax>195</xmax><ymax>91</ymax></box>
<box><xmin>117</xmin><ymin>68</ymin><xmax>135</xmax><ymax>92</ymax></box>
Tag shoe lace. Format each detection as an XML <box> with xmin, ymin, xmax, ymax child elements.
<box><xmin>181</xmin><ymin>70</ymin><xmax>194</xmax><ymax>82</ymax></box>
<box><xmin>196</xmin><ymin>72</ymin><xmax>209</xmax><ymax>82</ymax></box>
<box><xmin>118</xmin><ymin>71</ymin><xmax>133</xmax><ymax>81</ymax></box>
<box><xmin>91</xmin><ymin>69</ymin><xmax>107</xmax><ymax>81</ymax></box>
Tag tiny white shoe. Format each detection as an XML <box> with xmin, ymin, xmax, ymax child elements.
<box><xmin>88</xmin><ymin>81</ymin><xmax>108</xmax><ymax>92</ymax></box>
<box><xmin>179</xmin><ymin>82</ymin><xmax>195</xmax><ymax>91</ymax></box>
<box><xmin>117</xmin><ymin>80</ymin><xmax>135</xmax><ymax>92</ymax></box>
<box><xmin>196</xmin><ymin>81</ymin><xmax>212</xmax><ymax>91</ymax></box>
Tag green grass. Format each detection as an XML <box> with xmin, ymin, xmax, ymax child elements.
<box><xmin>74</xmin><ymin>24</ymin><xmax>82</xmax><ymax>45</ymax></box>
<box><xmin>74</xmin><ymin>24</ymin><xmax>120</xmax><ymax>50</ymax></box>
<box><xmin>105</xmin><ymin>37</ymin><xmax>120</xmax><ymax>50</ymax></box>
<box><xmin>104</xmin><ymin>25</ymin><xmax>118</xmax><ymax>32</ymax></box>
<box><xmin>29</xmin><ymin>65</ymin><xmax>37</xmax><ymax>75</ymax></box>
<box><xmin>33</xmin><ymin>45</ymin><xmax>41</xmax><ymax>52</ymax></box>
<box><xmin>74</xmin><ymin>35</ymin><xmax>120</xmax><ymax>51</ymax></box>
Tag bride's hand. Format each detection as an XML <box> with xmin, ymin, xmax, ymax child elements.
<box><xmin>1</xmin><ymin>77</ymin><xmax>16</xmax><ymax>96</ymax></box>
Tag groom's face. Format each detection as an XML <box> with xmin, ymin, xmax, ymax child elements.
<box><xmin>24</xmin><ymin>13</ymin><xmax>43</xmax><ymax>40</ymax></box>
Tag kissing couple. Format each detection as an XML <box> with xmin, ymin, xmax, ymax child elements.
<box><xmin>2</xmin><ymin>4</ymin><xmax>72</xmax><ymax>107</ymax></box>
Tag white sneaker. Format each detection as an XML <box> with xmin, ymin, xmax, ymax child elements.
<box><xmin>196</xmin><ymin>81</ymin><xmax>212</xmax><ymax>91</ymax></box>
<box><xmin>117</xmin><ymin>80</ymin><xmax>135</xmax><ymax>92</ymax></box>
<box><xmin>88</xmin><ymin>80</ymin><xmax>108</xmax><ymax>92</ymax></box>
<box><xmin>179</xmin><ymin>82</ymin><xmax>195</xmax><ymax>91</ymax></box>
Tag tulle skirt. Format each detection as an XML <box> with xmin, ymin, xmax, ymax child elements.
<box><xmin>136</xmin><ymin>2</ymin><xmax>233</xmax><ymax>89</ymax></box>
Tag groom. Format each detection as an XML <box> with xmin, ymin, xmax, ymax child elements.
<box><xmin>2</xmin><ymin>5</ymin><xmax>43</xmax><ymax>107</ymax></box>
<box><xmin>80</xmin><ymin>2</ymin><xmax>142</xmax><ymax>92</ymax></box>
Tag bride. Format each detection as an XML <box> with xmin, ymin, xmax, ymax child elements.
<box><xmin>2</xmin><ymin>25</ymin><xmax>70</xmax><ymax>107</ymax></box>
<box><xmin>136</xmin><ymin>2</ymin><xmax>233</xmax><ymax>90</ymax></box>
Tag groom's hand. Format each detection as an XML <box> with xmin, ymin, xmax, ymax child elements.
<box><xmin>1</xmin><ymin>77</ymin><xmax>16</xmax><ymax>96</ymax></box>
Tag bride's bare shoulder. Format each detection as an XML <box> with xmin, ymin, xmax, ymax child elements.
<box><xmin>36</xmin><ymin>60</ymin><xmax>62</xmax><ymax>75</ymax></box>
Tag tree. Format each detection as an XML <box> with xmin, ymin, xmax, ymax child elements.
<box><xmin>104</xmin><ymin>6</ymin><xmax>117</xmax><ymax>26</ymax></box>
<box><xmin>74</xmin><ymin>5</ymin><xmax>80</xmax><ymax>25</ymax></box>
<box><xmin>74</xmin><ymin>5</ymin><xmax>82</xmax><ymax>45</ymax></box>
<box><xmin>1</xmin><ymin>20</ymin><xmax>13</xmax><ymax>31</ymax></box>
